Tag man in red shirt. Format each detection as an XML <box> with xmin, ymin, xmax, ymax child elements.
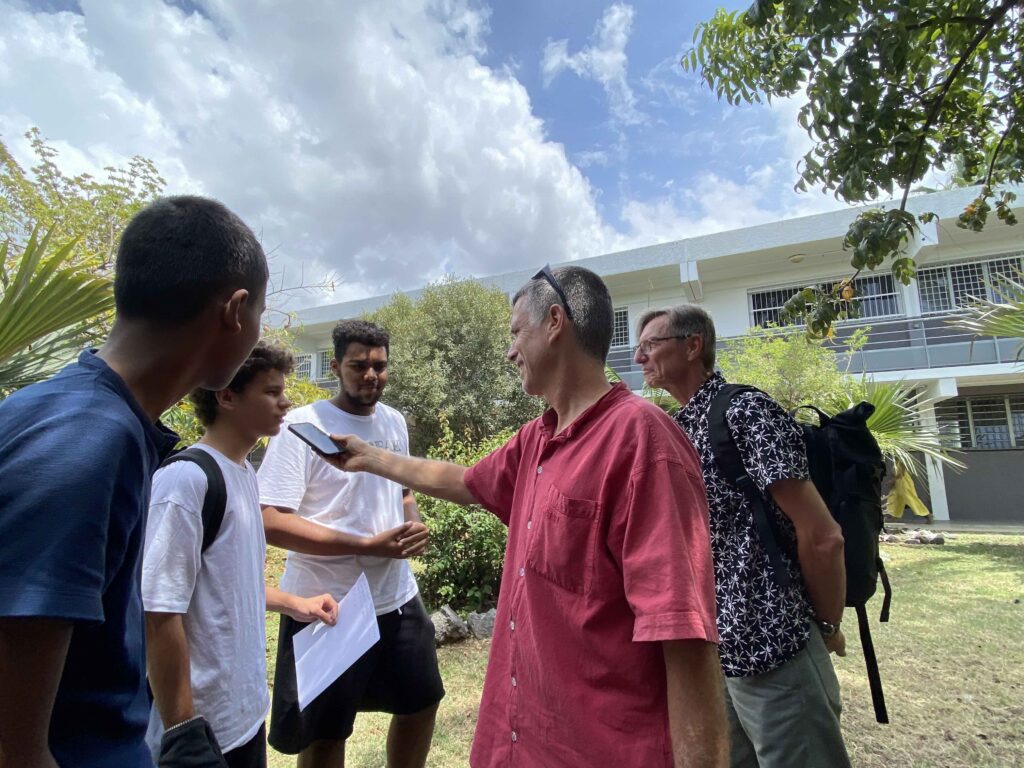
<box><xmin>326</xmin><ymin>266</ymin><xmax>727</xmax><ymax>768</ymax></box>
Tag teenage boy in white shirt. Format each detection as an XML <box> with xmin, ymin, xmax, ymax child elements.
<box><xmin>258</xmin><ymin>319</ymin><xmax>443</xmax><ymax>768</ymax></box>
<box><xmin>143</xmin><ymin>343</ymin><xmax>339</xmax><ymax>768</ymax></box>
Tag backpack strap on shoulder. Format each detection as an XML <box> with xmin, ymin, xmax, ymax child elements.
<box><xmin>160</xmin><ymin>447</ymin><xmax>228</xmax><ymax>553</ymax></box>
<box><xmin>708</xmin><ymin>384</ymin><xmax>791</xmax><ymax>590</ymax></box>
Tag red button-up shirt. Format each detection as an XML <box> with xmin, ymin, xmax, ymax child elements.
<box><xmin>464</xmin><ymin>384</ymin><xmax>718</xmax><ymax>767</ymax></box>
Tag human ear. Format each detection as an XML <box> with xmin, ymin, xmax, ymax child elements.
<box><xmin>221</xmin><ymin>288</ymin><xmax>250</xmax><ymax>333</ymax></box>
<box><xmin>688</xmin><ymin>335</ymin><xmax>704</xmax><ymax>363</ymax></box>
<box><xmin>215</xmin><ymin>387</ymin><xmax>238</xmax><ymax>413</ymax></box>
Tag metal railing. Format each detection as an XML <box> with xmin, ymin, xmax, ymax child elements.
<box><xmin>608</xmin><ymin>313</ymin><xmax>1023</xmax><ymax>389</ymax></box>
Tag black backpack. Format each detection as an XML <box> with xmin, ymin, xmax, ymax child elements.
<box><xmin>158</xmin><ymin>447</ymin><xmax>228</xmax><ymax>554</ymax></box>
<box><xmin>708</xmin><ymin>385</ymin><xmax>892</xmax><ymax>724</ymax></box>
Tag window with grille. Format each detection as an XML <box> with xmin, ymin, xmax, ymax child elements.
<box><xmin>750</xmin><ymin>287</ymin><xmax>802</xmax><ymax>327</ymax></box>
<box><xmin>295</xmin><ymin>354</ymin><xmax>312</xmax><ymax>380</ymax></box>
<box><xmin>317</xmin><ymin>350</ymin><xmax>334</xmax><ymax>380</ymax></box>
<box><xmin>611</xmin><ymin>307</ymin><xmax>630</xmax><ymax>347</ymax></box>
<box><xmin>916</xmin><ymin>254</ymin><xmax>1024</xmax><ymax>314</ymax></box>
<box><xmin>935</xmin><ymin>394</ymin><xmax>1024</xmax><ymax>450</ymax></box>
<box><xmin>748</xmin><ymin>273</ymin><xmax>901</xmax><ymax>327</ymax></box>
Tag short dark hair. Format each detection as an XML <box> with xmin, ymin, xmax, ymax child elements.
<box><xmin>332</xmin><ymin>319</ymin><xmax>390</xmax><ymax>361</ymax></box>
<box><xmin>512</xmin><ymin>266</ymin><xmax>613</xmax><ymax>362</ymax></box>
<box><xmin>114</xmin><ymin>195</ymin><xmax>269</xmax><ymax>325</ymax></box>
<box><xmin>636</xmin><ymin>305</ymin><xmax>717</xmax><ymax>371</ymax></box>
<box><xmin>190</xmin><ymin>342</ymin><xmax>294</xmax><ymax>426</ymax></box>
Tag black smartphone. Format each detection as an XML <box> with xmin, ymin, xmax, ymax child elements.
<box><xmin>288</xmin><ymin>422</ymin><xmax>345</xmax><ymax>456</ymax></box>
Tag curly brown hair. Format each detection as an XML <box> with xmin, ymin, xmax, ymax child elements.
<box><xmin>190</xmin><ymin>342</ymin><xmax>295</xmax><ymax>426</ymax></box>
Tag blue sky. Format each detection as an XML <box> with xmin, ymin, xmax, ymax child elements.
<box><xmin>1</xmin><ymin>0</ymin><xmax>844</xmax><ymax>306</ymax></box>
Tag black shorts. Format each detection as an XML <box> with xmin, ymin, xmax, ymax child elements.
<box><xmin>268</xmin><ymin>593</ymin><xmax>445</xmax><ymax>755</ymax></box>
<box><xmin>224</xmin><ymin>724</ymin><xmax>266</xmax><ymax>768</ymax></box>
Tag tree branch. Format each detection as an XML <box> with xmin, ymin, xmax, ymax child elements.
<box><xmin>899</xmin><ymin>0</ymin><xmax>1018</xmax><ymax>211</ymax></box>
<box><xmin>984</xmin><ymin>116</ymin><xmax>1017</xmax><ymax>188</ymax></box>
<box><xmin>906</xmin><ymin>15</ymin><xmax>991</xmax><ymax>32</ymax></box>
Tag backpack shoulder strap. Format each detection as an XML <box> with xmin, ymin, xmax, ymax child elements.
<box><xmin>159</xmin><ymin>447</ymin><xmax>228</xmax><ymax>553</ymax></box>
<box><xmin>707</xmin><ymin>384</ymin><xmax>791</xmax><ymax>589</ymax></box>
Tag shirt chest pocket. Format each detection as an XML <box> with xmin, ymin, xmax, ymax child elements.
<box><xmin>525</xmin><ymin>485</ymin><xmax>600</xmax><ymax>595</ymax></box>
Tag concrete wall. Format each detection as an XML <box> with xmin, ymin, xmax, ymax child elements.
<box><xmin>944</xmin><ymin>450</ymin><xmax>1024</xmax><ymax>523</ymax></box>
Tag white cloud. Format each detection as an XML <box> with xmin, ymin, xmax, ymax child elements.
<box><xmin>541</xmin><ymin>3</ymin><xmax>643</xmax><ymax>126</ymax></box>
<box><xmin>0</xmin><ymin>0</ymin><xmax>619</xmax><ymax>306</ymax></box>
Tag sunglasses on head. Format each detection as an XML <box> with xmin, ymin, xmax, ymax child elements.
<box><xmin>532</xmin><ymin>264</ymin><xmax>575</xmax><ymax>323</ymax></box>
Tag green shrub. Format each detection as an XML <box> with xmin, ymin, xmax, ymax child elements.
<box><xmin>415</xmin><ymin>417</ymin><xmax>519</xmax><ymax>612</ymax></box>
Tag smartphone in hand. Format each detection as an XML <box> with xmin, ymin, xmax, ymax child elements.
<box><xmin>288</xmin><ymin>422</ymin><xmax>346</xmax><ymax>456</ymax></box>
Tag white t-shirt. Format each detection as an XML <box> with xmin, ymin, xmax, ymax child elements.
<box><xmin>141</xmin><ymin>445</ymin><xmax>269</xmax><ymax>755</ymax></box>
<box><xmin>257</xmin><ymin>400</ymin><xmax>418</xmax><ymax>614</ymax></box>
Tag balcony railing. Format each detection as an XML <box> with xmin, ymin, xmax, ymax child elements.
<box><xmin>608</xmin><ymin>313</ymin><xmax>1024</xmax><ymax>390</ymax></box>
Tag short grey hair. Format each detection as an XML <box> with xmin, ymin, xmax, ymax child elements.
<box><xmin>512</xmin><ymin>266</ymin><xmax>613</xmax><ymax>362</ymax></box>
<box><xmin>636</xmin><ymin>304</ymin><xmax>717</xmax><ymax>372</ymax></box>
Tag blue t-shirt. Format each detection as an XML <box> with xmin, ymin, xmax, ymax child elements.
<box><xmin>0</xmin><ymin>350</ymin><xmax>178</xmax><ymax>767</ymax></box>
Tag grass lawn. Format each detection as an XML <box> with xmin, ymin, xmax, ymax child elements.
<box><xmin>265</xmin><ymin>534</ymin><xmax>1024</xmax><ymax>767</ymax></box>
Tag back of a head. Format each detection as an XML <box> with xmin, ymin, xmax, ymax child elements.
<box><xmin>114</xmin><ymin>196</ymin><xmax>269</xmax><ymax>326</ymax></box>
<box><xmin>512</xmin><ymin>265</ymin><xmax>614</xmax><ymax>362</ymax></box>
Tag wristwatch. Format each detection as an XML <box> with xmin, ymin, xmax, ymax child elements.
<box><xmin>818</xmin><ymin>619</ymin><xmax>840</xmax><ymax>639</ymax></box>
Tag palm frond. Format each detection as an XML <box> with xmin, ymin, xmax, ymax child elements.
<box><xmin>0</xmin><ymin>228</ymin><xmax>114</xmax><ymax>392</ymax></box>
<box><xmin>954</xmin><ymin>269</ymin><xmax>1024</xmax><ymax>361</ymax></box>
<box><xmin>861</xmin><ymin>380</ymin><xmax>965</xmax><ymax>478</ymax></box>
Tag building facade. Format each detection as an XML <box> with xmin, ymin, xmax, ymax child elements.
<box><xmin>289</xmin><ymin>187</ymin><xmax>1024</xmax><ymax>524</ymax></box>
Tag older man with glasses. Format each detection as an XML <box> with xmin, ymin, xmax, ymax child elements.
<box><xmin>634</xmin><ymin>304</ymin><xmax>851</xmax><ymax>768</ymax></box>
<box><xmin>322</xmin><ymin>265</ymin><xmax>728</xmax><ymax>768</ymax></box>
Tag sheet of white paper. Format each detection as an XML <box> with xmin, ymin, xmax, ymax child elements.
<box><xmin>293</xmin><ymin>572</ymin><xmax>380</xmax><ymax>711</ymax></box>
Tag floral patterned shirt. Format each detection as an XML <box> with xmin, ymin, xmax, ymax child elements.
<box><xmin>675</xmin><ymin>373</ymin><xmax>813</xmax><ymax>677</ymax></box>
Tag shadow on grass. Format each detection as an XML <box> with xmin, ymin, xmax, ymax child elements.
<box><xmin>947</xmin><ymin>542</ymin><xmax>1024</xmax><ymax>570</ymax></box>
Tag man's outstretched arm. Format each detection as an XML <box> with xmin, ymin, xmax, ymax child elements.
<box><xmin>663</xmin><ymin>639</ymin><xmax>728</xmax><ymax>768</ymax></box>
<box><xmin>0</xmin><ymin>617</ymin><xmax>71</xmax><ymax>768</ymax></box>
<box><xmin>324</xmin><ymin>435</ymin><xmax>477</xmax><ymax>506</ymax></box>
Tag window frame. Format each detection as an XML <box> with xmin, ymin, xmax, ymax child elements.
<box><xmin>916</xmin><ymin>252</ymin><xmax>1024</xmax><ymax>316</ymax></box>
<box><xmin>747</xmin><ymin>273</ymin><xmax>904</xmax><ymax>328</ymax></box>
<box><xmin>935</xmin><ymin>393</ymin><xmax>1024</xmax><ymax>450</ymax></box>
<box><xmin>611</xmin><ymin>307</ymin><xmax>630</xmax><ymax>348</ymax></box>
<box><xmin>317</xmin><ymin>350</ymin><xmax>334</xmax><ymax>380</ymax></box>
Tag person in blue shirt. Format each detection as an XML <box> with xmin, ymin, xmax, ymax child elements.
<box><xmin>0</xmin><ymin>195</ymin><xmax>269</xmax><ymax>768</ymax></box>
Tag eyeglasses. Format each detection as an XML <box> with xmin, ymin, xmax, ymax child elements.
<box><xmin>532</xmin><ymin>264</ymin><xmax>575</xmax><ymax>323</ymax></box>
<box><xmin>632</xmin><ymin>334</ymin><xmax>692</xmax><ymax>356</ymax></box>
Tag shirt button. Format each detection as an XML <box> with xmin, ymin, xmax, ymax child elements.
<box><xmin>511</xmin><ymin>731</ymin><xmax>518</xmax><ymax>743</ymax></box>
<box><xmin>519</xmin><ymin>567</ymin><xmax>525</xmax><ymax>577</ymax></box>
<box><xmin>510</xmin><ymin>620</ymin><xmax>515</xmax><ymax>631</ymax></box>
<box><xmin>536</xmin><ymin>466</ymin><xmax>543</xmax><ymax>474</ymax></box>
<box><xmin>527</xmin><ymin>520</ymin><xmax>532</xmax><ymax>530</ymax></box>
<box><xmin>512</xmin><ymin>676</ymin><xmax>517</xmax><ymax>687</ymax></box>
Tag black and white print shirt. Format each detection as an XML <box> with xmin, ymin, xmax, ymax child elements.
<box><xmin>675</xmin><ymin>373</ymin><xmax>812</xmax><ymax>677</ymax></box>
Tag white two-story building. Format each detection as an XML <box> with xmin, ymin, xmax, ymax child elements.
<box><xmin>288</xmin><ymin>187</ymin><xmax>1024</xmax><ymax>525</ymax></box>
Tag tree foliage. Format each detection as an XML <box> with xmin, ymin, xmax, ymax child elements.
<box><xmin>683</xmin><ymin>1</ymin><xmax>1022</xmax><ymax>336</ymax></box>
<box><xmin>2</xmin><ymin>128</ymin><xmax>165</xmax><ymax>270</ymax></box>
<box><xmin>0</xmin><ymin>129</ymin><xmax>164</xmax><ymax>388</ymax></box>
<box><xmin>717</xmin><ymin>326</ymin><xmax>961</xmax><ymax>475</ymax></box>
<box><xmin>718</xmin><ymin>326</ymin><xmax>868</xmax><ymax>412</ymax></box>
<box><xmin>415</xmin><ymin>418</ymin><xmax>513</xmax><ymax>612</ymax></box>
<box><xmin>365</xmin><ymin>276</ymin><xmax>542</xmax><ymax>455</ymax></box>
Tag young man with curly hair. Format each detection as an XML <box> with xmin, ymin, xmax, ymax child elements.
<box><xmin>143</xmin><ymin>343</ymin><xmax>339</xmax><ymax>767</ymax></box>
